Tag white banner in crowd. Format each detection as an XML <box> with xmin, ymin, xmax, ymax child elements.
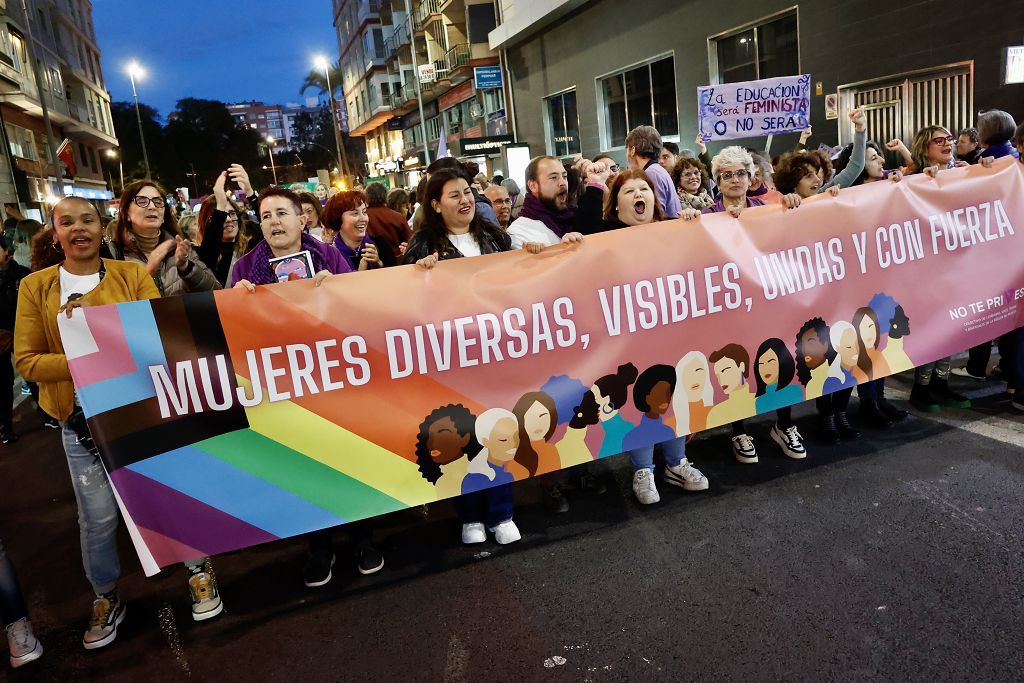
<box><xmin>698</xmin><ymin>74</ymin><xmax>812</xmax><ymax>141</ymax></box>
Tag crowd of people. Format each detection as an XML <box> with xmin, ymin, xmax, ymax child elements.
<box><xmin>1</xmin><ymin>106</ymin><xmax>1022</xmax><ymax>670</ymax></box>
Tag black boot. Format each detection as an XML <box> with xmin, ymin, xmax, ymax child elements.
<box><xmin>910</xmin><ymin>382</ymin><xmax>941</xmax><ymax>413</ymax></box>
<box><xmin>858</xmin><ymin>399</ymin><xmax>893</xmax><ymax>429</ymax></box>
<box><xmin>835</xmin><ymin>411</ymin><xmax>861</xmax><ymax>440</ymax></box>
<box><xmin>877</xmin><ymin>396</ymin><xmax>908</xmax><ymax>422</ymax></box>
<box><xmin>931</xmin><ymin>378</ymin><xmax>971</xmax><ymax>409</ymax></box>
<box><xmin>818</xmin><ymin>413</ymin><xmax>840</xmax><ymax>445</ymax></box>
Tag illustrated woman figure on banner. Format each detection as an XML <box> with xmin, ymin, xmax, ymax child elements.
<box><xmin>672</xmin><ymin>351</ymin><xmax>714</xmax><ymax>437</ymax></box>
<box><xmin>415</xmin><ymin>404</ymin><xmax>480</xmax><ymax>500</ymax></box>
<box><xmin>590</xmin><ymin>363</ymin><xmax>639</xmax><ymax>458</ymax></box>
<box><xmin>795</xmin><ymin>318</ymin><xmax>834</xmax><ymax>400</ymax></box>
<box><xmin>753</xmin><ymin>338</ymin><xmax>804</xmax><ymax>413</ymax></box>
<box><xmin>706</xmin><ymin>344</ymin><xmax>756</xmax><ymax>428</ymax></box>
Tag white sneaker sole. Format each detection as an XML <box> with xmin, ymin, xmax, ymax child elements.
<box><xmin>10</xmin><ymin>639</ymin><xmax>43</xmax><ymax>668</ymax></box>
<box><xmin>83</xmin><ymin>605</ymin><xmax>126</xmax><ymax>650</ymax></box>
<box><xmin>770</xmin><ymin>430</ymin><xmax>806</xmax><ymax>459</ymax></box>
<box><xmin>733</xmin><ymin>451</ymin><xmax>758</xmax><ymax>464</ymax></box>
<box><xmin>664</xmin><ymin>470</ymin><xmax>709</xmax><ymax>491</ymax></box>
<box><xmin>191</xmin><ymin>598</ymin><xmax>224</xmax><ymax>622</ymax></box>
<box><xmin>304</xmin><ymin>555</ymin><xmax>336</xmax><ymax>587</ymax></box>
<box><xmin>357</xmin><ymin>557</ymin><xmax>384</xmax><ymax>575</ymax></box>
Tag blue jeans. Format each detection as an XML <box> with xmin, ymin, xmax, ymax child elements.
<box><xmin>453</xmin><ymin>484</ymin><xmax>514</xmax><ymax>527</ymax></box>
<box><xmin>629</xmin><ymin>436</ymin><xmax>686</xmax><ymax>472</ymax></box>
<box><xmin>857</xmin><ymin>378</ymin><xmax>885</xmax><ymax>400</ymax></box>
<box><xmin>0</xmin><ymin>537</ymin><xmax>29</xmax><ymax>625</ymax></box>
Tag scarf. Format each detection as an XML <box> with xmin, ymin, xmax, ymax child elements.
<box><xmin>747</xmin><ymin>183</ymin><xmax>769</xmax><ymax>198</ymax></box>
<box><xmin>333</xmin><ymin>233</ymin><xmax>375</xmax><ymax>270</ymax></box>
<box><xmin>246</xmin><ymin>232</ymin><xmax>331</xmax><ymax>285</ymax></box>
<box><xmin>130</xmin><ymin>230</ymin><xmax>162</xmax><ymax>257</ymax></box>
<box><xmin>518</xmin><ymin>192</ymin><xmax>575</xmax><ymax>238</ymax></box>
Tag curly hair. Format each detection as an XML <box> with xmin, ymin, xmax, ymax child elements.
<box><xmin>710</xmin><ymin>146</ymin><xmax>756</xmax><ymax>182</ymax></box>
<box><xmin>794</xmin><ymin>317</ymin><xmax>836</xmax><ymax>386</ymax></box>
<box><xmin>602</xmin><ymin>168</ymin><xmax>664</xmax><ymax>222</ymax></box>
<box><xmin>670</xmin><ymin>157</ymin><xmax>709</xmax><ymax>192</ymax></box>
<box><xmin>414</xmin><ymin>404</ymin><xmax>481</xmax><ymax>484</ymax></box>
<box><xmin>773</xmin><ymin>150</ymin><xmax>832</xmax><ymax>194</ymax></box>
<box><xmin>907</xmin><ymin>125</ymin><xmax>953</xmax><ymax>174</ymax></box>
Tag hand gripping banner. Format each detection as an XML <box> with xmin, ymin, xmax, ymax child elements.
<box><xmin>64</xmin><ymin>160</ymin><xmax>1024</xmax><ymax>574</ymax></box>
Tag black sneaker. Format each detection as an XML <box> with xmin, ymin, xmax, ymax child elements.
<box><xmin>303</xmin><ymin>549</ymin><xmax>335</xmax><ymax>588</ymax></box>
<box><xmin>544</xmin><ymin>484</ymin><xmax>570</xmax><ymax>514</ymax></box>
<box><xmin>910</xmin><ymin>383</ymin><xmax>941</xmax><ymax>413</ymax></box>
<box><xmin>877</xmin><ymin>397</ymin><xmax>908</xmax><ymax>422</ymax></box>
<box><xmin>42</xmin><ymin>417</ymin><xmax>60</xmax><ymax>430</ymax></box>
<box><xmin>355</xmin><ymin>541</ymin><xmax>384</xmax><ymax>575</ymax></box>
<box><xmin>1011</xmin><ymin>395</ymin><xmax>1024</xmax><ymax>412</ymax></box>
<box><xmin>858</xmin><ymin>399</ymin><xmax>893</xmax><ymax>429</ymax></box>
<box><xmin>576</xmin><ymin>472</ymin><xmax>607</xmax><ymax>496</ymax></box>
<box><xmin>0</xmin><ymin>426</ymin><xmax>18</xmax><ymax>444</ymax></box>
<box><xmin>818</xmin><ymin>414</ymin><xmax>840</xmax><ymax>445</ymax></box>
<box><xmin>835</xmin><ymin>411</ymin><xmax>861</xmax><ymax>440</ymax></box>
<box><xmin>931</xmin><ymin>379</ymin><xmax>971</xmax><ymax>409</ymax></box>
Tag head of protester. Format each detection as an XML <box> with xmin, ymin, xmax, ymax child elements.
<box><xmin>364</xmin><ymin>181</ymin><xmax>411</xmax><ymax>262</ymax></box>
<box><xmin>746</xmin><ymin>152</ymin><xmax>785</xmax><ymax>203</ymax></box>
<box><xmin>976</xmin><ymin>109</ymin><xmax>1019</xmax><ymax>160</ymax></box>
<box><xmin>907</xmin><ymin>125</ymin><xmax>959</xmax><ymax>174</ymax></box>
<box><xmin>112</xmin><ymin>180</ymin><xmax>219</xmax><ymax>296</ymax></box>
<box><xmin>602</xmin><ymin>169</ymin><xmax>664</xmax><ymax>229</ymax></box>
<box><xmin>230</xmin><ymin>187</ymin><xmax>351</xmax><ymax>291</ymax></box>
<box><xmin>483</xmin><ymin>183</ymin><xmax>512</xmax><ymax>229</ymax></box>
<box><xmin>704</xmin><ymin>146</ymin><xmax>760</xmax><ymax>216</ymax></box>
<box><xmin>296</xmin><ymin>190</ymin><xmax>325</xmax><ymax>237</ymax></box>
<box><xmin>403</xmin><ymin>168</ymin><xmax>512</xmax><ymax>269</ymax></box>
<box><xmin>386</xmin><ymin>187</ymin><xmax>411</xmax><ymax>219</ymax></box>
<box><xmin>659</xmin><ymin>142</ymin><xmax>679</xmax><ymax>172</ymax></box>
<box><xmin>833</xmin><ymin>141</ymin><xmax>902</xmax><ymax>186</ymax></box>
<box><xmin>592</xmin><ymin>153</ymin><xmax>619</xmax><ymax>181</ymax></box>
<box><xmin>956</xmin><ymin>127</ymin><xmax>983</xmax><ymax>164</ymax></box>
<box><xmin>624</xmin><ymin>126</ymin><xmax>681</xmax><ymax>219</ymax></box>
<box><xmin>671</xmin><ymin>157</ymin><xmax>714</xmax><ymax>210</ymax></box>
<box><xmin>324</xmin><ymin>190</ymin><xmax>395</xmax><ymax>270</ymax></box>
<box><xmin>773</xmin><ymin>150</ymin><xmax>833</xmax><ymax>198</ymax></box>
<box><xmin>506</xmin><ymin>156</ymin><xmax>585</xmax><ymax>251</ymax></box>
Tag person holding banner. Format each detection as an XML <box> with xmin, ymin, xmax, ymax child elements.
<box><xmin>502</xmin><ymin>157</ymin><xmax>586</xmax><ymax>252</ymax></box>
<box><xmin>671</xmin><ymin>157</ymin><xmax>715</xmax><ymax>211</ymax></box>
<box><xmin>703</xmin><ymin>147</ymin><xmax>807</xmax><ymax>461</ymax></box>
<box><xmin>14</xmin><ymin>197</ymin><xmax>227</xmax><ymax>649</ymax></box>
<box><xmin>325</xmin><ymin>191</ymin><xmax>395</xmax><ymax>271</ymax></box>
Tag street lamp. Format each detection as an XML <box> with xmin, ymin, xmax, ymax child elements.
<box><xmin>127</xmin><ymin>61</ymin><xmax>152</xmax><ymax>180</ymax></box>
<box><xmin>105</xmin><ymin>149</ymin><xmax>124</xmax><ymax>193</ymax></box>
<box><xmin>313</xmin><ymin>55</ymin><xmax>350</xmax><ymax>182</ymax></box>
<box><xmin>266</xmin><ymin>136</ymin><xmax>278</xmax><ymax>185</ymax></box>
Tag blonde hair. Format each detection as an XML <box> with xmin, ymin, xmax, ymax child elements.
<box><xmin>908</xmin><ymin>125</ymin><xmax>952</xmax><ymax>173</ymax></box>
<box><xmin>710</xmin><ymin>146</ymin><xmax>756</xmax><ymax>182</ymax></box>
<box><xmin>672</xmin><ymin>351</ymin><xmax>714</xmax><ymax>438</ymax></box>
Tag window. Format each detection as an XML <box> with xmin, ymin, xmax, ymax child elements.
<box><xmin>10</xmin><ymin>33</ymin><xmax>25</xmax><ymax>72</ymax></box>
<box><xmin>598</xmin><ymin>55</ymin><xmax>677</xmax><ymax>149</ymax></box>
<box><xmin>6</xmin><ymin>123</ymin><xmax>36</xmax><ymax>160</ymax></box>
<box><xmin>710</xmin><ymin>10</ymin><xmax>799</xmax><ymax>84</ymax></box>
<box><xmin>545</xmin><ymin>89</ymin><xmax>580</xmax><ymax>157</ymax></box>
<box><xmin>49</xmin><ymin>67</ymin><xmax>63</xmax><ymax>96</ymax></box>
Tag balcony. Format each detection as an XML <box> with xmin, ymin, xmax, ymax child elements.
<box><xmin>414</xmin><ymin>0</ymin><xmax>442</xmax><ymax>30</ymax></box>
<box><xmin>384</xmin><ymin>21</ymin><xmax>410</xmax><ymax>59</ymax></box>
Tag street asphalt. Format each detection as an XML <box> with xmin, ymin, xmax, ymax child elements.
<box><xmin>3</xmin><ymin>365</ymin><xmax>1023</xmax><ymax>682</ymax></box>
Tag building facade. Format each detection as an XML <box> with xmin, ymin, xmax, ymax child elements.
<box><xmin>490</xmin><ymin>0</ymin><xmax>1024</xmax><ymax>166</ymax></box>
<box><xmin>333</xmin><ymin>0</ymin><xmax>509</xmax><ymax>187</ymax></box>
<box><xmin>0</xmin><ymin>0</ymin><xmax>117</xmax><ymax>220</ymax></box>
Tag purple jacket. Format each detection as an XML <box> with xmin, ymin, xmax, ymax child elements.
<box><xmin>703</xmin><ymin>196</ymin><xmax>767</xmax><ymax>214</ymax></box>
<box><xmin>643</xmin><ymin>160</ymin><xmax>682</xmax><ymax>219</ymax></box>
<box><xmin>228</xmin><ymin>232</ymin><xmax>352</xmax><ymax>286</ymax></box>
<box><xmin>980</xmin><ymin>141</ymin><xmax>1020</xmax><ymax>160</ymax></box>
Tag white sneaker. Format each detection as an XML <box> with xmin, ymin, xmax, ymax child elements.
<box><xmin>461</xmin><ymin>522</ymin><xmax>486</xmax><ymax>544</ymax></box>
<box><xmin>770</xmin><ymin>423</ymin><xmax>807</xmax><ymax>459</ymax></box>
<box><xmin>664</xmin><ymin>459</ymin><xmax>709</xmax><ymax>491</ymax></box>
<box><xmin>731</xmin><ymin>433</ymin><xmax>757</xmax><ymax>463</ymax></box>
<box><xmin>632</xmin><ymin>469</ymin><xmax>660</xmax><ymax>504</ymax></box>
<box><xmin>488</xmin><ymin>520</ymin><xmax>521</xmax><ymax>545</ymax></box>
<box><xmin>7</xmin><ymin>618</ymin><xmax>43</xmax><ymax>668</ymax></box>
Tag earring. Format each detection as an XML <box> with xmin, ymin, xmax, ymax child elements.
<box><xmin>51</xmin><ymin>241</ymin><xmax>63</xmax><ymax>252</ymax></box>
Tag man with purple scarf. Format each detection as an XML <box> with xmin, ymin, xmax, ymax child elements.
<box><xmin>507</xmin><ymin>156</ymin><xmax>585</xmax><ymax>250</ymax></box>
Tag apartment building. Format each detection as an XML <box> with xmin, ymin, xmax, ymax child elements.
<box><xmin>0</xmin><ymin>0</ymin><xmax>117</xmax><ymax>219</ymax></box>
<box><xmin>333</xmin><ymin>0</ymin><xmax>509</xmax><ymax>187</ymax></box>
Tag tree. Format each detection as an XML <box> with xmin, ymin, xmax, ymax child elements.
<box><xmin>109</xmin><ymin>101</ymin><xmax>173</xmax><ymax>187</ymax></box>
<box><xmin>164</xmin><ymin>98</ymin><xmax>266</xmax><ymax>190</ymax></box>
<box><xmin>299</xmin><ymin>60</ymin><xmax>342</xmax><ymax>99</ymax></box>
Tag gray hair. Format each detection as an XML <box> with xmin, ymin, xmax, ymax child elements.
<box><xmin>625</xmin><ymin>125</ymin><xmax>663</xmax><ymax>160</ymax></box>
<box><xmin>474</xmin><ymin>408</ymin><xmax>517</xmax><ymax>445</ymax></box>
<box><xmin>977</xmin><ymin>109</ymin><xmax>1017</xmax><ymax>146</ymax></box>
<box><xmin>501</xmin><ymin>178</ymin><xmax>521</xmax><ymax>195</ymax></box>
<box><xmin>710</xmin><ymin>146</ymin><xmax>756</xmax><ymax>182</ymax></box>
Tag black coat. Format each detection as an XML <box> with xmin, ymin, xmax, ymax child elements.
<box><xmin>0</xmin><ymin>260</ymin><xmax>30</xmax><ymax>331</ymax></box>
<box><xmin>402</xmin><ymin>228</ymin><xmax>512</xmax><ymax>264</ymax></box>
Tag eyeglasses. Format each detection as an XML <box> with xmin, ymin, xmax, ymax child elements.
<box><xmin>133</xmin><ymin>195</ymin><xmax>165</xmax><ymax>209</ymax></box>
<box><xmin>608</xmin><ymin>164</ymin><xmax>620</xmax><ymax>172</ymax></box>
<box><xmin>930</xmin><ymin>135</ymin><xmax>955</xmax><ymax>146</ymax></box>
<box><xmin>719</xmin><ymin>170</ymin><xmax>749</xmax><ymax>181</ymax></box>
<box><xmin>492</xmin><ymin>198</ymin><xmax>512</xmax><ymax>205</ymax></box>
<box><xmin>225</xmin><ymin>211</ymin><xmax>239</xmax><ymax>220</ymax></box>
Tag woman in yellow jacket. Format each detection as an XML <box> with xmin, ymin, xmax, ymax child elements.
<box><xmin>14</xmin><ymin>197</ymin><xmax>224</xmax><ymax>652</ymax></box>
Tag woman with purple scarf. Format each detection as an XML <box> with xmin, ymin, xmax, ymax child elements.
<box><xmin>324</xmin><ymin>190</ymin><xmax>396</xmax><ymax>270</ymax></box>
<box><xmin>229</xmin><ymin>187</ymin><xmax>351</xmax><ymax>290</ymax></box>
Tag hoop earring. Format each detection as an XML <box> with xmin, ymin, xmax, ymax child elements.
<box><xmin>51</xmin><ymin>241</ymin><xmax>63</xmax><ymax>252</ymax></box>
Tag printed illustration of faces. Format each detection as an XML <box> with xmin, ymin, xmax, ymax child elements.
<box><xmin>524</xmin><ymin>401</ymin><xmax>552</xmax><ymax>440</ymax></box>
<box><xmin>646</xmin><ymin>381</ymin><xmax>673</xmax><ymax>417</ymax></box>
<box><xmin>427</xmin><ymin>416</ymin><xmax>470</xmax><ymax>464</ymax></box>
<box><xmin>483</xmin><ymin>417</ymin><xmax>519</xmax><ymax>462</ymax></box>
<box><xmin>838</xmin><ymin>328</ymin><xmax>859</xmax><ymax>368</ymax></box>
<box><xmin>800</xmin><ymin>328</ymin><xmax>828</xmax><ymax>369</ymax></box>
<box><xmin>757</xmin><ymin>347</ymin><xmax>780</xmax><ymax>386</ymax></box>
<box><xmin>590</xmin><ymin>384</ymin><xmax>616</xmax><ymax>421</ymax></box>
<box><xmin>713</xmin><ymin>357</ymin><xmax>744</xmax><ymax>395</ymax></box>
<box><xmin>858</xmin><ymin>316</ymin><xmax>877</xmax><ymax>348</ymax></box>
<box><xmin>681</xmin><ymin>357</ymin><xmax>709</xmax><ymax>402</ymax></box>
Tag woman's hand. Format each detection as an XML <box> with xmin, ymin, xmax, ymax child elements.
<box><xmin>680</xmin><ymin>207</ymin><xmax>701</xmax><ymax>220</ymax></box>
<box><xmin>954</xmin><ymin>160</ymin><xmax>969</xmax><ymax>168</ymax></box>
<box><xmin>561</xmin><ymin>232</ymin><xmax>584</xmax><ymax>245</ymax></box>
<box><xmin>849</xmin><ymin>108</ymin><xmax>866</xmax><ymax>132</ymax></box>
<box><xmin>213</xmin><ymin>171</ymin><xmax>230</xmax><ymax>211</ymax></box>
<box><xmin>174</xmin><ymin>235</ymin><xmax>192</xmax><ymax>270</ymax></box>
<box><xmin>584</xmin><ymin>161</ymin><xmax>611</xmax><ymax>188</ymax></box>
<box><xmin>979</xmin><ymin>156</ymin><xmax>995</xmax><ymax>168</ymax></box>
<box><xmin>147</xmin><ymin>239</ymin><xmax>176</xmax><ymax>274</ymax></box>
<box><xmin>58</xmin><ymin>296</ymin><xmax>89</xmax><ymax>319</ymax></box>
<box><xmin>398</xmin><ymin>241</ymin><xmax>408</xmax><ymax>256</ymax></box>
<box><xmin>313</xmin><ymin>270</ymin><xmax>331</xmax><ymax>287</ymax></box>
<box><xmin>888</xmin><ymin>169</ymin><xmax>903</xmax><ymax>182</ymax></box>
<box><xmin>233</xmin><ymin>279</ymin><xmax>256</xmax><ymax>292</ymax></box>
<box><xmin>523</xmin><ymin>241</ymin><xmax>544</xmax><ymax>254</ymax></box>
<box><xmin>228</xmin><ymin>163</ymin><xmax>253</xmax><ymax>196</ymax></box>
<box><xmin>782</xmin><ymin>193</ymin><xmax>803</xmax><ymax>209</ymax></box>
<box><xmin>695</xmin><ymin>133</ymin><xmax>708</xmax><ymax>154</ymax></box>
<box><xmin>727</xmin><ymin>205</ymin><xmax>744</xmax><ymax>218</ymax></box>
<box><xmin>826</xmin><ymin>185</ymin><xmax>841</xmax><ymax>197</ymax></box>
<box><xmin>799</xmin><ymin>127</ymin><xmax>813</xmax><ymax>144</ymax></box>
<box><xmin>358</xmin><ymin>242</ymin><xmax>381</xmax><ymax>270</ymax></box>
<box><xmin>416</xmin><ymin>252</ymin><xmax>439</xmax><ymax>270</ymax></box>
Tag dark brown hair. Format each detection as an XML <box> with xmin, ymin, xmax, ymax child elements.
<box><xmin>296</xmin><ymin>190</ymin><xmax>325</xmax><ymax>228</ymax></box>
<box><xmin>256</xmin><ymin>186</ymin><xmax>303</xmax><ymax>216</ymax></box>
<box><xmin>670</xmin><ymin>157</ymin><xmax>709</xmax><ymax>193</ymax></box>
<box><xmin>772</xmin><ymin>150</ymin><xmax>832</xmax><ymax>195</ymax></box>
<box><xmin>709</xmin><ymin>343</ymin><xmax>750</xmax><ymax>379</ymax></box>
<box><xmin>417</xmin><ymin>168</ymin><xmax>503</xmax><ymax>254</ymax></box>
<box><xmin>852</xmin><ymin>306</ymin><xmax>881</xmax><ymax>380</ymax></box>
<box><xmin>114</xmin><ymin>180</ymin><xmax>180</xmax><ymax>256</ymax></box>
